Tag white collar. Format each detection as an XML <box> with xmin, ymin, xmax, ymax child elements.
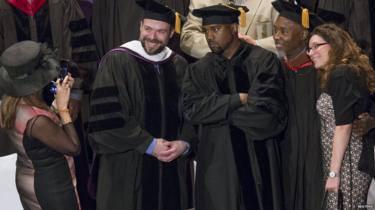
<box><xmin>121</xmin><ymin>40</ymin><xmax>173</xmax><ymax>62</ymax></box>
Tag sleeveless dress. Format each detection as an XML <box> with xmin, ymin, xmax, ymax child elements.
<box><xmin>7</xmin><ymin>104</ymin><xmax>80</xmax><ymax>210</ymax></box>
<box><xmin>316</xmin><ymin>67</ymin><xmax>371</xmax><ymax>209</ymax></box>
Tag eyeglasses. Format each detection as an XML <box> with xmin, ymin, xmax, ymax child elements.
<box><xmin>307</xmin><ymin>42</ymin><xmax>329</xmax><ymax>53</ymax></box>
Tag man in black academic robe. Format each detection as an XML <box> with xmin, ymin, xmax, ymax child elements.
<box><xmin>182</xmin><ymin>4</ymin><xmax>287</xmax><ymax>210</ymax></box>
<box><xmin>272</xmin><ymin>2</ymin><xmax>349</xmax><ymax>209</ymax></box>
<box><xmin>0</xmin><ymin>0</ymin><xmax>98</xmax><ymax>75</ymax></box>
<box><xmin>272</xmin><ymin>2</ymin><xmax>325</xmax><ymax>210</ymax></box>
<box><xmin>88</xmin><ymin>1</ymin><xmax>194</xmax><ymax>210</ymax></box>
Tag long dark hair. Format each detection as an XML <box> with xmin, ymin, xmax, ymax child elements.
<box><xmin>1</xmin><ymin>92</ymin><xmax>49</xmax><ymax>129</ymax></box>
<box><xmin>309</xmin><ymin>23</ymin><xmax>375</xmax><ymax>92</ymax></box>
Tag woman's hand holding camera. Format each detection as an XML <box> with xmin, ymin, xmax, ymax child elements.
<box><xmin>55</xmin><ymin>74</ymin><xmax>75</xmax><ymax>124</ymax></box>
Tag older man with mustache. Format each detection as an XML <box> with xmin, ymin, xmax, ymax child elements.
<box><xmin>272</xmin><ymin>1</ymin><xmax>349</xmax><ymax>210</ymax></box>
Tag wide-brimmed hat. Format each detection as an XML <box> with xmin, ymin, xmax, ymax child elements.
<box><xmin>0</xmin><ymin>41</ymin><xmax>59</xmax><ymax>97</ymax></box>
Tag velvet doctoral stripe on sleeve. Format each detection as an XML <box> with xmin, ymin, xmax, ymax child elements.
<box><xmin>88</xmin><ymin>50</ymin><xmax>153</xmax><ymax>154</ymax></box>
<box><xmin>69</xmin><ymin>18</ymin><xmax>98</xmax><ymax>64</ymax></box>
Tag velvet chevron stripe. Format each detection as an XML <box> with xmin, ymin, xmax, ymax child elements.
<box><xmin>72</xmin><ymin>51</ymin><xmax>98</xmax><ymax>63</ymax></box>
<box><xmin>89</xmin><ymin>102</ymin><xmax>122</xmax><ymax>116</ymax></box>
<box><xmin>88</xmin><ymin>117</ymin><xmax>125</xmax><ymax>133</ymax></box>
<box><xmin>68</xmin><ymin>18</ymin><xmax>89</xmax><ymax>32</ymax></box>
<box><xmin>91</xmin><ymin>86</ymin><xmax>119</xmax><ymax>100</ymax></box>
<box><xmin>71</xmin><ymin>34</ymin><xmax>96</xmax><ymax>48</ymax></box>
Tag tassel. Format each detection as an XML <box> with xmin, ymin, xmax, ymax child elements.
<box><xmin>301</xmin><ymin>8</ymin><xmax>309</xmax><ymax>29</ymax></box>
<box><xmin>221</xmin><ymin>3</ymin><xmax>246</xmax><ymax>27</ymax></box>
<box><xmin>239</xmin><ymin>7</ymin><xmax>246</xmax><ymax>27</ymax></box>
<box><xmin>175</xmin><ymin>12</ymin><xmax>181</xmax><ymax>34</ymax></box>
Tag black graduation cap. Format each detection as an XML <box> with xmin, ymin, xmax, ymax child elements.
<box><xmin>272</xmin><ymin>1</ymin><xmax>323</xmax><ymax>30</ymax></box>
<box><xmin>192</xmin><ymin>4</ymin><xmax>249</xmax><ymax>27</ymax></box>
<box><xmin>136</xmin><ymin>0</ymin><xmax>184</xmax><ymax>33</ymax></box>
<box><xmin>315</xmin><ymin>8</ymin><xmax>346</xmax><ymax>25</ymax></box>
<box><xmin>272</xmin><ymin>1</ymin><xmax>346</xmax><ymax>30</ymax></box>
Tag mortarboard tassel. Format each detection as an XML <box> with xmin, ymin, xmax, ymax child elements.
<box><xmin>222</xmin><ymin>3</ymin><xmax>247</xmax><ymax>27</ymax></box>
<box><xmin>239</xmin><ymin>7</ymin><xmax>246</xmax><ymax>27</ymax></box>
<box><xmin>301</xmin><ymin>8</ymin><xmax>309</xmax><ymax>29</ymax></box>
<box><xmin>175</xmin><ymin>12</ymin><xmax>181</xmax><ymax>34</ymax></box>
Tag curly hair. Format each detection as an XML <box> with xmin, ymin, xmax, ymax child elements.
<box><xmin>309</xmin><ymin>23</ymin><xmax>375</xmax><ymax>92</ymax></box>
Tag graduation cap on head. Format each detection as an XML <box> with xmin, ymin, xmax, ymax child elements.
<box><xmin>272</xmin><ymin>1</ymin><xmax>323</xmax><ymax>30</ymax></box>
<box><xmin>136</xmin><ymin>0</ymin><xmax>184</xmax><ymax>33</ymax></box>
<box><xmin>272</xmin><ymin>1</ymin><xmax>345</xmax><ymax>30</ymax></box>
<box><xmin>192</xmin><ymin>4</ymin><xmax>249</xmax><ymax>27</ymax></box>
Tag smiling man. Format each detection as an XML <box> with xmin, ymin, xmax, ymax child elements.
<box><xmin>273</xmin><ymin>3</ymin><xmax>323</xmax><ymax>210</ymax></box>
<box><xmin>87</xmin><ymin>1</ymin><xmax>194</xmax><ymax>210</ymax></box>
<box><xmin>271</xmin><ymin>1</ymin><xmax>343</xmax><ymax>210</ymax></box>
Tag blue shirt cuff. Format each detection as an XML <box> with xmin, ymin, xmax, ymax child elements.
<box><xmin>146</xmin><ymin>138</ymin><xmax>157</xmax><ymax>155</ymax></box>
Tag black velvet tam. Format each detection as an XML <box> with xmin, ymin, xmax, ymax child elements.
<box><xmin>192</xmin><ymin>3</ymin><xmax>249</xmax><ymax>25</ymax></box>
<box><xmin>136</xmin><ymin>0</ymin><xmax>176</xmax><ymax>26</ymax></box>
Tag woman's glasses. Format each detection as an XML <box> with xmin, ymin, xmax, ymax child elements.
<box><xmin>307</xmin><ymin>43</ymin><xmax>329</xmax><ymax>54</ymax></box>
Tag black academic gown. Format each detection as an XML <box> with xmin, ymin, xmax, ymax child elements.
<box><xmin>182</xmin><ymin>42</ymin><xmax>287</xmax><ymax>210</ymax></box>
<box><xmin>88</xmin><ymin>43</ymin><xmax>193</xmax><ymax>210</ymax></box>
<box><xmin>279</xmin><ymin>54</ymin><xmax>324</xmax><ymax>210</ymax></box>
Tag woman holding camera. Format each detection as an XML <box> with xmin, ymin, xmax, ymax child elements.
<box><xmin>0</xmin><ymin>41</ymin><xmax>81</xmax><ymax>210</ymax></box>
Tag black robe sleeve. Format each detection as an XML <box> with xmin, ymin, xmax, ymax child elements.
<box><xmin>182</xmin><ymin>50</ymin><xmax>286</xmax><ymax>140</ymax></box>
<box><xmin>326</xmin><ymin>66</ymin><xmax>362</xmax><ymax>125</ymax></box>
<box><xmin>182</xmin><ymin>55</ymin><xmax>243</xmax><ymax>125</ymax></box>
<box><xmin>229</xmin><ymin>51</ymin><xmax>287</xmax><ymax>140</ymax></box>
<box><xmin>88</xmin><ymin>51</ymin><xmax>153</xmax><ymax>155</ymax></box>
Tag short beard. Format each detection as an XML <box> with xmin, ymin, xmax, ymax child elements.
<box><xmin>141</xmin><ymin>39</ymin><xmax>166</xmax><ymax>55</ymax></box>
<box><xmin>276</xmin><ymin>50</ymin><xmax>286</xmax><ymax>60</ymax></box>
<box><xmin>210</xmin><ymin>47</ymin><xmax>224</xmax><ymax>55</ymax></box>
<box><xmin>208</xmin><ymin>41</ymin><xmax>224</xmax><ymax>55</ymax></box>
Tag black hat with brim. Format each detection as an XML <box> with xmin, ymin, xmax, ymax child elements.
<box><xmin>193</xmin><ymin>4</ymin><xmax>249</xmax><ymax>25</ymax></box>
<box><xmin>0</xmin><ymin>41</ymin><xmax>59</xmax><ymax>97</ymax></box>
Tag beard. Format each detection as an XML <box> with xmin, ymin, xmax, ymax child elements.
<box><xmin>208</xmin><ymin>41</ymin><xmax>224</xmax><ymax>55</ymax></box>
<box><xmin>140</xmin><ymin>38</ymin><xmax>166</xmax><ymax>55</ymax></box>
<box><xmin>276</xmin><ymin>49</ymin><xmax>286</xmax><ymax>59</ymax></box>
<box><xmin>275</xmin><ymin>42</ymin><xmax>286</xmax><ymax>59</ymax></box>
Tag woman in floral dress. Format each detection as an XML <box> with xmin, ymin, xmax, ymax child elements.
<box><xmin>307</xmin><ymin>23</ymin><xmax>374</xmax><ymax>209</ymax></box>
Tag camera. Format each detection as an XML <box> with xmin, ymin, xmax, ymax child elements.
<box><xmin>59</xmin><ymin>60</ymin><xmax>69</xmax><ymax>80</ymax></box>
<box><xmin>43</xmin><ymin>60</ymin><xmax>73</xmax><ymax>106</ymax></box>
<box><xmin>48</xmin><ymin>60</ymin><xmax>70</xmax><ymax>95</ymax></box>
